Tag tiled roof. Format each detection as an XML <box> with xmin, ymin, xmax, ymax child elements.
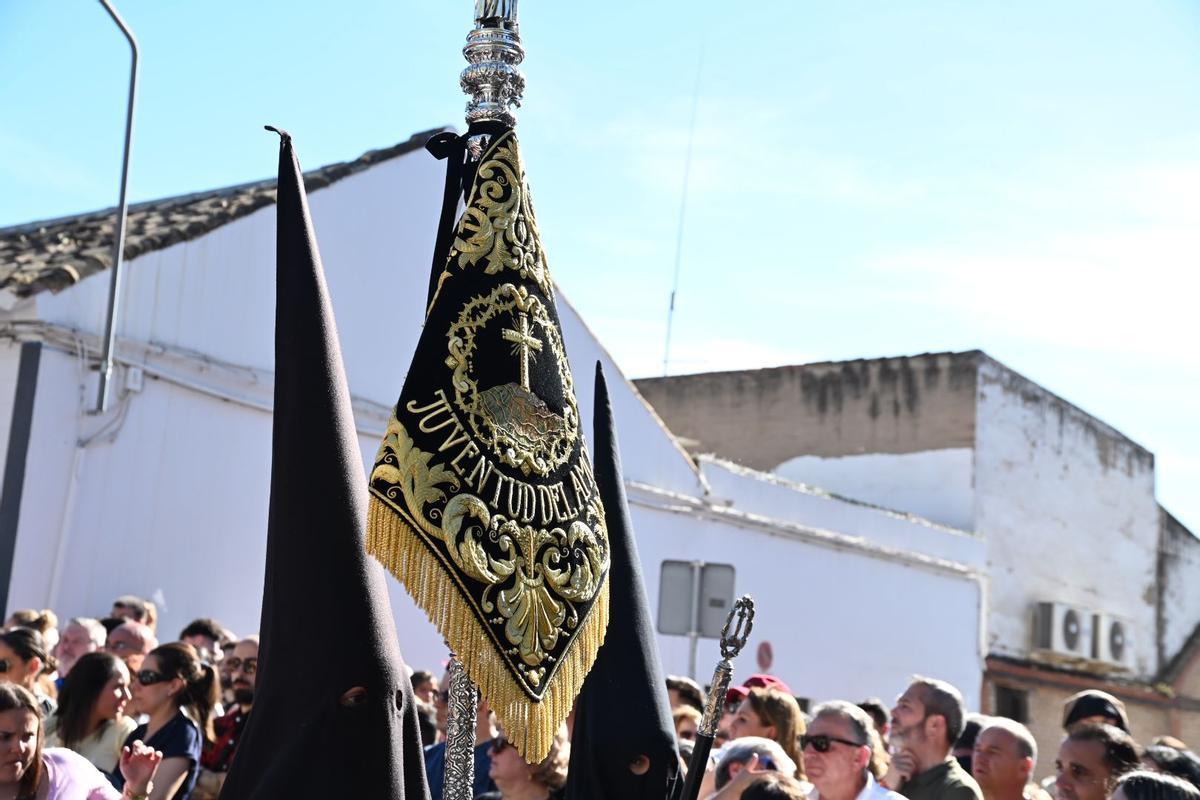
<box><xmin>0</xmin><ymin>128</ymin><xmax>444</xmax><ymax>299</ymax></box>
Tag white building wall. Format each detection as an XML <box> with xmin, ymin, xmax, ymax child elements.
<box><xmin>6</xmin><ymin>142</ymin><xmax>983</xmax><ymax>693</ymax></box>
<box><xmin>0</xmin><ymin>340</ymin><xmax>22</xmax><ymax>482</ymax></box>
<box><xmin>1160</xmin><ymin>513</ymin><xmax>1200</xmax><ymax>664</ymax></box>
<box><xmin>775</xmin><ymin>448</ymin><xmax>975</xmax><ymax>531</ymax></box>
<box><xmin>6</xmin><ymin>142</ymin><xmax>707</xmax><ymax>659</ymax></box>
<box><xmin>633</xmin><ymin>461</ymin><xmax>985</xmax><ymax>706</ymax></box>
<box><xmin>974</xmin><ymin>357</ymin><xmax>1159</xmax><ymax>675</ymax></box>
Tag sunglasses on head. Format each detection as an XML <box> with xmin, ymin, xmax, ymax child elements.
<box><xmin>801</xmin><ymin>734</ymin><xmax>866</xmax><ymax>753</ymax></box>
<box><xmin>224</xmin><ymin>657</ymin><xmax>257</xmax><ymax>675</ymax></box>
<box><xmin>135</xmin><ymin>669</ymin><xmax>171</xmax><ymax>686</ymax></box>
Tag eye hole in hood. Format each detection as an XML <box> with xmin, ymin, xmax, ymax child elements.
<box><xmin>340</xmin><ymin>686</ymin><xmax>368</xmax><ymax>708</ymax></box>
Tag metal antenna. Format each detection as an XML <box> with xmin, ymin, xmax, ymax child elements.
<box><xmin>662</xmin><ymin>45</ymin><xmax>705</xmax><ymax>376</ymax></box>
<box><xmin>95</xmin><ymin>0</ymin><xmax>139</xmax><ymax>413</ymax></box>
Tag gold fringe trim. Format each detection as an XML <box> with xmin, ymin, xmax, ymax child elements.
<box><xmin>367</xmin><ymin>494</ymin><xmax>609</xmax><ymax>763</ymax></box>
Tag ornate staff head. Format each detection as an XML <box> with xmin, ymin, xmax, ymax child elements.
<box><xmin>462</xmin><ymin>0</ymin><xmax>526</xmax><ymax>126</ymax></box>
<box><xmin>721</xmin><ymin>595</ymin><xmax>755</xmax><ymax>661</ymax></box>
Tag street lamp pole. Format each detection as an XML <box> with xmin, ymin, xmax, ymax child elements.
<box><xmin>94</xmin><ymin>0</ymin><xmax>139</xmax><ymax>413</ymax></box>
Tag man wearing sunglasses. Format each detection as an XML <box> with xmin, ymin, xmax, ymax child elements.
<box><xmin>807</xmin><ymin>701</ymin><xmax>904</xmax><ymax>800</ymax></box>
<box><xmin>883</xmin><ymin>677</ymin><xmax>983</xmax><ymax>800</ymax></box>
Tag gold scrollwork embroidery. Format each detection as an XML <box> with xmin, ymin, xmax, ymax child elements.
<box><xmin>449</xmin><ymin>137</ymin><xmax>553</xmax><ymax>298</ymax></box>
<box><xmin>370</xmin><ymin>416</ymin><xmax>608</xmax><ymax>690</ymax></box>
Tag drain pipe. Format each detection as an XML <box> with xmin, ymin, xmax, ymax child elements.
<box><xmin>95</xmin><ymin>0</ymin><xmax>139</xmax><ymax>413</ymax></box>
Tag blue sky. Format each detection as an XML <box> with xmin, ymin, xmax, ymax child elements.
<box><xmin>2</xmin><ymin>1</ymin><xmax>1198</xmax><ymax>529</ymax></box>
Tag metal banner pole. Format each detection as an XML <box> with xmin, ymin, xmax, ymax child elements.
<box><xmin>442</xmin><ymin>4</ymin><xmax>524</xmax><ymax>795</ymax></box>
<box><xmin>443</xmin><ymin>654</ymin><xmax>479</xmax><ymax>800</ymax></box>
<box><xmin>680</xmin><ymin>595</ymin><xmax>755</xmax><ymax>800</ymax></box>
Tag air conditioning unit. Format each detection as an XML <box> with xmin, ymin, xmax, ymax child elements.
<box><xmin>1093</xmin><ymin>613</ymin><xmax>1134</xmax><ymax>668</ymax></box>
<box><xmin>1033</xmin><ymin>602</ymin><xmax>1092</xmax><ymax>659</ymax></box>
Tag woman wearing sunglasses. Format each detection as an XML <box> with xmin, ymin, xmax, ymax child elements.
<box><xmin>0</xmin><ymin>682</ymin><xmax>163</xmax><ymax>799</ymax></box>
<box><xmin>803</xmin><ymin>701</ymin><xmax>903</xmax><ymax>800</ymax></box>
<box><xmin>110</xmin><ymin>643</ymin><xmax>218</xmax><ymax>800</ymax></box>
<box><xmin>0</xmin><ymin>628</ymin><xmax>59</xmax><ymax>718</ymax></box>
<box><xmin>479</xmin><ymin>724</ymin><xmax>570</xmax><ymax>800</ymax></box>
<box><xmin>728</xmin><ymin>687</ymin><xmax>807</xmax><ymax>781</ymax></box>
<box><xmin>47</xmin><ymin>652</ymin><xmax>138</xmax><ymax>774</ymax></box>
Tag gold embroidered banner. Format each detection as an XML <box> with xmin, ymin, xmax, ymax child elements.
<box><xmin>368</xmin><ymin>129</ymin><xmax>609</xmax><ymax>762</ymax></box>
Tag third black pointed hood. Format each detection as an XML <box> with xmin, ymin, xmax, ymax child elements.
<box><xmin>565</xmin><ymin>363</ymin><xmax>682</xmax><ymax>800</ymax></box>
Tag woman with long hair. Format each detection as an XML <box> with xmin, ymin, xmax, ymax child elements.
<box><xmin>0</xmin><ymin>628</ymin><xmax>58</xmax><ymax>716</ymax></box>
<box><xmin>48</xmin><ymin>652</ymin><xmax>138</xmax><ymax>773</ymax></box>
<box><xmin>0</xmin><ymin>683</ymin><xmax>162</xmax><ymax>799</ymax></box>
<box><xmin>112</xmin><ymin>643</ymin><xmax>218</xmax><ymax>800</ymax></box>
<box><xmin>728</xmin><ymin>687</ymin><xmax>808</xmax><ymax>780</ymax></box>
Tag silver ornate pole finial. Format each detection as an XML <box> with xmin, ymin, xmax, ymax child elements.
<box><xmin>680</xmin><ymin>595</ymin><xmax>756</xmax><ymax>800</ymax></box>
<box><xmin>461</xmin><ymin>0</ymin><xmax>525</xmax><ymax>127</ymax></box>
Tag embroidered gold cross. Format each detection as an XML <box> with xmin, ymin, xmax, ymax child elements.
<box><xmin>502</xmin><ymin>312</ymin><xmax>543</xmax><ymax>391</ymax></box>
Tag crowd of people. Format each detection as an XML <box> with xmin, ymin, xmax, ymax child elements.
<box><xmin>0</xmin><ymin>599</ymin><xmax>256</xmax><ymax>800</ymax></box>
<box><xmin>5</xmin><ymin>599</ymin><xmax>1200</xmax><ymax>800</ymax></box>
<box><xmin>651</xmin><ymin>674</ymin><xmax>1200</xmax><ymax>800</ymax></box>
<box><xmin>404</xmin><ymin>668</ymin><xmax>1200</xmax><ymax>800</ymax></box>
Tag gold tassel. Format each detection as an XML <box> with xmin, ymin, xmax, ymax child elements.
<box><xmin>368</xmin><ymin>494</ymin><xmax>609</xmax><ymax>763</ymax></box>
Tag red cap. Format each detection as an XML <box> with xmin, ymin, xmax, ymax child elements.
<box><xmin>725</xmin><ymin>673</ymin><xmax>792</xmax><ymax>706</ymax></box>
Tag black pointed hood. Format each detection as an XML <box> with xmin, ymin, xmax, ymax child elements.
<box><xmin>565</xmin><ymin>363</ymin><xmax>681</xmax><ymax>800</ymax></box>
<box><xmin>220</xmin><ymin>130</ymin><xmax>429</xmax><ymax>800</ymax></box>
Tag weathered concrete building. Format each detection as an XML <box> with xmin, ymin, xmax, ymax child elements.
<box><xmin>637</xmin><ymin>352</ymin><xmax>1200</xmax><ymax>774</ymax></box>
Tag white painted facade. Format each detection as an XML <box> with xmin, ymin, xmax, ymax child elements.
<box><xmin>0</xmin><ymin>137</ymin><xmax>984</xmax><ymax>706</ymax></box>
<box><xmin>0</xmin><ymin>341</ymin><xmax>20</xmax><ymax>471</ymax></box>
<box><xmin>776</xmin><ymin>448</ymin><xmax>975</xmax><ymax>532</ymax></box>
<box><xmin>975</xmin><ymin>358</ymin><xmax>1159</xmax><ymax>673</ymax></box>
<box><xmin>1160</xmin><ymin>513</ymin><xmax>1200</xmax><ymax>665</ymax></box>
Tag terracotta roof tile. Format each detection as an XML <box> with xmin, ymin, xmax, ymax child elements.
<box><xmin>0</xmin><ymin>127</ymin><xmax>445</xmax><ymax>299</ymax></box>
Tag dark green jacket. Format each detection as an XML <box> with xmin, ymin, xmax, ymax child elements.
<box><xmin>900</xmin><ymin>757</ymin><xmax>984</xmax><ymax>800</ymax></box>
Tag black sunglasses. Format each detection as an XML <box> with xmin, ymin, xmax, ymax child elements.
<box><xmin>224</xmin><ymin>657</ymin><xmax>258</xmax><ymax>675</ymax></box>
<box><xmin>491</xmin><ymin>737</ymin><xmax>513</xmax><ymax>754</ymax></box>
<box><xmin>801</xmin><ymin>734</ymin><xmax>866</xmax><ymax>753</ymax></box>
<box><xmin>135</xmin><ymin>669</ymin><xmax>171</xmax><ymax>686</ymax></box>
<box><xmin>0</xmin><ymin>659</ymin><xmax>10</xmax><ymax>674</ymax></box>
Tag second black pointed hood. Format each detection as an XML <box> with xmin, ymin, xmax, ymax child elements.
<box><xmin>220</xmin><ymin>131</ymin><xmax>429</xmax><ymax>800</ymax></box>
<box><xmin>565</xmin><ymin>363</ymin><xmax>682</xmax><ymax>800</ymax></box>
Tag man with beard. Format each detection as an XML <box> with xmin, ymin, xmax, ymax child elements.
<box><xmin>883</xmin><ymin>677</ymin><xmax>982</xmax><ymax>800</ymax></box>
<box><xmin>193</xmin><ymin>636</ymin><xmax>260</xmax><ymax>799</ymax></box>
<box><xmin>972</xmin><ymin>718</ymin><xmax>1037</xmax><ymax>800</ymax></box>
<box><xmin>52</xmin><ymin>617</ymin><xmax>106</xmax><ymax>687</ymax></box>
